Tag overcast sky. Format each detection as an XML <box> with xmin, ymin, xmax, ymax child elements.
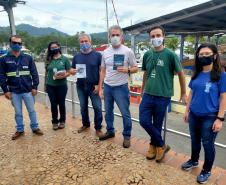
<box><xmin>0</xmin><ymin>0</ymin><xmax>210</xmax><ymax>35</ymax></box>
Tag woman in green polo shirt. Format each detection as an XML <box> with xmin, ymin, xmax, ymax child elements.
<box><xmin>45</xmin><ymin>41</ymin><xmax>71</xmax><ymax>130</ymax></box>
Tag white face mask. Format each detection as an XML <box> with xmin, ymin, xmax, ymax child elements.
<box><xmin>150</xmin><ymin>37</ymin><xmax>164</xmax><ymax>47</ymax></box>
<box><xmin>110</xmin><ymin>36</ymin><xmax>121</xmax><ymax>46</ymax></box>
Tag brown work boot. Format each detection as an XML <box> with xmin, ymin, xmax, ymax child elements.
<box><xmin>32</xmin><ymin>128</ymin><xmax>44</xmax><ymax>136</ymax></box>
<box><xmin>11</xmin><ymin>131</ymin><xmax>24</xmax><ymax>140</ymax></box>
<box><xmin>146</xmin><ymin>144</ymin><xmax>156</xmax><ymax>160</ymax></box>
<box><xmin>123</xmin><ymin>138</ymin><xmax>131</xmax><ymax>148</ymax></box>
<box><xmin>58</xmin><ymin>122</ymin><xmax>65</xmax><ymax>129</ymax></box>
<box><xmin>77</xmin><ymin>125</ymin><xmax>90</xmax><ymax>133</ymax></box>
<box><xmin>156</xmin><ymin>145</ymin><xmax>170</xmax><ymax>163</ymax></box>
<box><xmin>52</xmin><ymin>124</ymin><xmax>58</xmax><ymax>130</ymax></box>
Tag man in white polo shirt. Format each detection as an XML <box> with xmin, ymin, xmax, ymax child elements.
<box><xmin>98</xmin><ymin>25</ymin><xmax>138</xmax><ymax>148</ymax></box>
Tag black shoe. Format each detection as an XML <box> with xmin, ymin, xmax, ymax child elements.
<box><xmin>77</xmin><ymin>125</ymin><xmax>90</xmax><ymax>133</ymax></box>
<box><xmin>99</xmin><ymin>132</ymin><xmax>115</xmax><ymax>141</ymax></box>
<box><xmin>123</xmin><ymin>138</ymin><xmax>131</xmax><ymax>148</ymax></box>
<box><xmin>181</xmin><ymin>159</ymin><xmax>199</xmax><ymax>171</ymax></box>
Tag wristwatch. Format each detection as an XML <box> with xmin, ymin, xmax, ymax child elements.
<box><xmin>216</xmin><ymin>116</ymin><xmax>225</xmax><ymax>121</ymax></box>
<box><xmin>128</xmin><ymin>68</ymin><xmax>131</xmax><ymax>76</ymax></box>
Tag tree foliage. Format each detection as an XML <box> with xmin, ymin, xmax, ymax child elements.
<box><xmin>165</xmin><ymin>37</ymin><xmax>179</xmax><ymax>51</ymax></box>
<box><xmin>0</xmin><ymin>31</ymin><xmax>107</xmax><ymax>55</ymax></box>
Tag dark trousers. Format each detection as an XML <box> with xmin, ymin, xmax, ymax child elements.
<box><xmin>77</xmin><ymin>83</ymin><xmax>102</xmax><ymax>130</ymax></box>
<box><xmin>189</xmin><ymin>111</ymin><xmax>218</xmax><ymax>172</ymax></box>
<box><xmin>139</xmin><ymin>93</ymin><xmax>170</xmax><ymax>147</ymax></box>
<box><xmin>47</xmin><ymin>84</ymin><xmax>68</xmax><ymax>124</ymax></box>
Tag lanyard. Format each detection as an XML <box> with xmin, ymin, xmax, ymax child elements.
<box><xmin>15</xmin><ymin>57</ymin><xmax>20</xmax><ymax>77</ymax></box>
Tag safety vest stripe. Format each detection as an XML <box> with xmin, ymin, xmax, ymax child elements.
<box><xmin>6</xmin><ymin>71</ymin><xmax>30</xmax><ymax>76</ymax></box>
<box><xmin>19</xmin><ymin>71</ymin><xmax>30</xmax><ymax>76</ymax></box>
<box><xmin>6</xmin><ymin>72</ymin><xmax>17</xmax><ymax>77</ymax></box>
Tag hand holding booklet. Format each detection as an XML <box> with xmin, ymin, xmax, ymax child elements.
<box><xmin>53</xmin><ymin>70</ymin><xmax>66</xmax><ymax>80</ymax></box>
<box><xmin>113</xmin><ymin>54</ymin><xmax>125</xmax><ymax>70</ymax></box>
<box><xmin>55</xmin><ymin>70</ymin><xmax>66</xmax><ymax>76</ymax></box>
<box><xmin>76</xmin><ymin>64</ymin><xmax>86</xmax><ymax>78</ymax></box>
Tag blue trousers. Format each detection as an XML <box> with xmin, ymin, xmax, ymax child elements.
<box><xmin>188</xmin><ymin>111</ymin><xmax>218</xmax><ymax>172</ymax></box>
<box><xmin>139</xmin><ymin>93</ymin><xmax>170</xmax><ymax>147</ymax></box>
<box><xmin>77</xmin><ymin>83</ymin><xmax>102</xmax><ymax>130</ymax></box>
<box><xmin>11</xmin><ymin>92</ymin><xmax>39</xmax><ymax>132</ymax></box>
<box><xmin>104</xmin><ymin>83</ymin><xmax>132</xmax><ymax>139</ymax></box>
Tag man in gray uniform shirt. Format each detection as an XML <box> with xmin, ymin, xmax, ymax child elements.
<box><xmin>98</xmin><ymin>25</ymin><xmax>138</xmax><ymax>148</ymax></box>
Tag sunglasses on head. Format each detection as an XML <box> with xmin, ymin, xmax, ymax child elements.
<box><xmin>11</xmin><ymin>41</ymin><xmax>22</xmax><ymax>45</ymax></box>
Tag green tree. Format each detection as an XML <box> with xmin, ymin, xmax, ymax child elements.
<box><xmin>165</xmin><ymin>37</ymin><xmax>179</xmax><ymax>51</ymax></box>
<box><xmin>0</xmin><ymin>32</ymin><xmax>9</xmax><ymax>44</ymax></box>
<box><xmin>184</xmin><ymin>35</ymin><xmax>206</xmax><ymax>55</ymax></box>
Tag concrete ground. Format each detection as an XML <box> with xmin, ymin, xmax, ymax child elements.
<box><xmin>0</xmin><ymin>96</ymin><xmax>205</xmax><ymax>185</ymax></box>
<box><xmin>35</xmin><ymin>62</ymin><xmax>226</xmax><ymax>170</ymax></box>
<box><xmin>1</xmin><ymin>62</ymin><xmax>225</xmax><ymax>185</ymax></box>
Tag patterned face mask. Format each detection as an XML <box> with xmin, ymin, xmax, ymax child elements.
<box><xmin>80</xmin><ymin>43</ymin><xmax>91</xmax><ymax>52</ymax></box>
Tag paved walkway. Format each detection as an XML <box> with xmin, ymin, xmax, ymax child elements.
<box><xmin>0</xmin><ymin>96</ymin><xmax>225</xmax><ymax>185</ymax></box>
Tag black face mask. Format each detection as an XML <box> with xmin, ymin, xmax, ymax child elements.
<box><xmin>50</xmin><ymin>48</ymin><xmax>60</xmax><ymax>55</ymax></box>
<box><xmin>198</xmin><ymin>55</ymin><xmax>214</xmax><ymax>66</ymax></box>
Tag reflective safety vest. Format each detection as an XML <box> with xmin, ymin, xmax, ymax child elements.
<box><xmin>0</xmin><ymin>52</ymin><xmax>39</xmax><ymax>93</ymax></box>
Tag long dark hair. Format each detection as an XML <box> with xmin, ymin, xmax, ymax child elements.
<box><xmin>192</xmin><ymin>43</ymin><xmax>221</xmax><ymax>82</ymax></box>
<box><xmin>46</xmin><ymin>41</ymin><xmax>62</xmax><ymax>61</ymax></box>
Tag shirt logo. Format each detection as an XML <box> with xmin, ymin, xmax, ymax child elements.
<box><xmin>22</xmin><ymin>66</ymin><xmax>29</xmax><ymax>69</ymax></box>
<box><xmin>157</xmin><ymin>59</ymin><xmax>164</xmax><ymax>66</ymax></box>
<box><xmin>204</xmin><ymin>82</ymin><xmax>211</xmax><ymax>93</ymax></box>
<box><xmin>6</xmin><ymin>61</ymin><xmax>15</xmax><ymax>64</ymax></box>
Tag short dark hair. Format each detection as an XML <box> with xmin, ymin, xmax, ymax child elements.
<box><xmin>148</xmin><ymin>26</ymin><xmax>165</xmax><ymax>36</ymax></box>
<box><xmin>9</xmin><ymin>35</ymin><xmax>22</xmax><ymax>42</ymax></box>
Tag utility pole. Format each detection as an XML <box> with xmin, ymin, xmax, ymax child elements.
<box><xmin>105</xmin><ymin>0</ymin><xmax>109</xmax><ymax>44</ymax></box>
<box><xmin>0</xmin><ymin>0</ymin><xmax>26</xmax><ymax>35</ymax></box>
<box><xmin>5</xmin><ymin>6</ymin><xmax>16</xmax><ymax>35</ymax></box>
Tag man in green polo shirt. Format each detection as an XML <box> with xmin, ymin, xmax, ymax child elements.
<box><xmin>139</xmin><ymin>26</ymin><xmax>187</xmax><ymax>162</ymax></box>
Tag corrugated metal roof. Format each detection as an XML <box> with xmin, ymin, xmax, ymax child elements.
<box><xmin>123</xmin><ymin>0</ymin><xmax>226</xmax><ymax>36</ymax></box>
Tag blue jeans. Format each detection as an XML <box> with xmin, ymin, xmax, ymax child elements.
<box><xmin>77</xmin><ymin>83</ymin><xmax>102</xmax><ymax>130</ymax></box>
<box><xmin>11</xmin><ymin>92</ymin><xmax>39</xmax><ymax>132</ymax></box>
<box><xmin>139</xmin><ymin>93</ymin><xmax>170</xmax><ymax>147</ymax></box>
<box><xmin>104</xmin><ymin>83</ymin><xmax>132</xmax><ymax>139</ymax></box>
<box><xmin>188</xmin><ymin>111</ymin><xmax>218</xmax><ymax>172</ymax></box>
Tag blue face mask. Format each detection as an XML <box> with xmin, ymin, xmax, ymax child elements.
<box><xmin>10</xmin><ymin>43</ymin><xmax>22</xmax><ymax>52</ymax></box>
<box><xmin>80</xmin><ymin>43</ymin><xmax>91</xmax><ymax>52</ymax></box>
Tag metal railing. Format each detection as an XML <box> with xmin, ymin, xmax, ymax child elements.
<box><xmin>38</xmin><ymin>74</ymin><xmax>226</xmax><ymax>149</ymax></box>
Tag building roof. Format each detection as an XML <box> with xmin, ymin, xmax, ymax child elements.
<box><xmin>123</xmin><ymin>0</ymin><xmax>226</xmax><ymax>36</ymax></box>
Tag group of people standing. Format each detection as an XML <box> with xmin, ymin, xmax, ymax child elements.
<box><xmin>0</xmin><ymin>25</ymin><xmax>225</xmax><ymax>184</ymax></box>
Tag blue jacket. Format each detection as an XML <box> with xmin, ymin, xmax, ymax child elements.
<box><xmin>0</xmin><ymin>52</ymin><xmax>39</xmax><ymax>94</ymax></box>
